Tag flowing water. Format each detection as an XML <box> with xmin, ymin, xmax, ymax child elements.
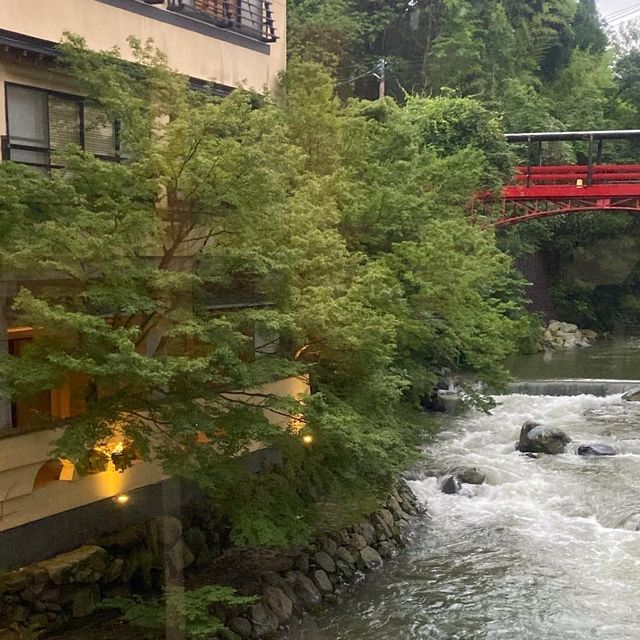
<box><xmin>293</xmin><ymin>340</ymin><xmax>640</xmax><ymax>639</ymax></box>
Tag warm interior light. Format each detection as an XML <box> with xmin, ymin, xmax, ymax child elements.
<box><xmin>111</xmin><ymin>441</ymin><xmax>125</xmax><ymax>455</ymax></box>
<box><xmin>115</xmin><ymin>494</ymin><xmax>130</xmax><ymax>504</ymax></box>
<box><xmin>302</xmin><ymin>434</ymin><xmax>314</xmax><ymax>445</ymax></box>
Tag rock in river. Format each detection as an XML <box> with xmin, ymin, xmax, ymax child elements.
<box><xmin>439</xmin><ymin>475</ymin><xmax>461</xmax><ymax>495</ymax></box>
<box><xmin>622</xmin><ymin>387</ymin><xmax>640</xmax><ymax>402</ymax></box>
<box><xmin>577</xmin><ymin>443</ymin><xmax>617</xmax><ymax>456</ymax></box>
<box><xmin>516</xmin><ymin>420</ymin><xmax>570</xmax><ymax>455</ymax></box>
<box><xmin>453</xmin><ymin>467</ymin><xmax>485</xmax><ymax>485</ymax></box>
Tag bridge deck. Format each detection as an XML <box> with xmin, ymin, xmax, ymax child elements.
<box><xmin>494</xmin><ymin>164</ymin><xmax>640</xmax><ymax>225</ymax></box>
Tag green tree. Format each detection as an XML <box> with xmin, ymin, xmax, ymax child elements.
<box><xmin>0</xmin><ymin>43</ymin><xmax>528</xmax><ymax>545</ymax></box>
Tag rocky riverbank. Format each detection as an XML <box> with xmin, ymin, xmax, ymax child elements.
<box><xmin>0</xmin><ymin>481</ymin><xmax>423</xmax><ymax>639</ymax></box>
<box><xmin>542</xmin><ymin>320</ymin><xmax>597</xmax><ymax>351</ymax></box>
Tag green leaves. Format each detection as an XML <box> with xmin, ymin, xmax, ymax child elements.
<box><xmin>102</xmin><ymin>585</ymin><xmax>256</xmax><ymax>639</ymax></box>
<box><xmin>1</xmin><ymin>43</ymin><xmax>528</xmax><ymax>545</ymax></box>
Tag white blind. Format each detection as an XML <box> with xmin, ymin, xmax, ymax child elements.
<box><xmin>84</xmin><ymin>103</ymin><xmax>116</xmax><ymax>157</ymax></box>
<box><xmin>48</xmin><ymin>95</ymin><xmax>81</xmax><ymax>150</ymax></box>
<box><xmin>6</xmin><ymin>85</ymin><xmax>48</xmax><ymax>147</ymax></box>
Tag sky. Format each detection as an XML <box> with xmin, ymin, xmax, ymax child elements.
<box><xmin>596</xmin><ymin>0</ymin><xmax>640</xmax><ymax>25</ymax></box>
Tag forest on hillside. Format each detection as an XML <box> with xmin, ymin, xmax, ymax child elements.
<box><xmin>289</xmin><ymin>0</ymin><xmax>640</xmax><ymax>331</ymax></box>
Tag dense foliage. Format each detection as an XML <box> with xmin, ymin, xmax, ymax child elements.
<box><xmin>288</xmin><ymin>0</ymin><xmax>640</xmax><ymax>332</ymax></box>
<box><xmin>0</xmin><ymin>38</ymin><xmax>528</xmax><ymax>545</ymax></box>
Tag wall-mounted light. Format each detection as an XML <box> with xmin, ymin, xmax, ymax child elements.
<box><xmin>114</xmin><ymin>494</ymin><xmax>130</xmax><ymax>505</ymax></box>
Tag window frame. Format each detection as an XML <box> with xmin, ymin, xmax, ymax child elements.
<box><xmin>3</xmin><ymin>82</ymin><xmax>120</xmax><ymax>169</ymax></box>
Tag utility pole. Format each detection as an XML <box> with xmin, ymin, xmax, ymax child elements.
<box><xmin>377</xmin><ymin>58</ymin><xmax>386</xmax><ymax>99</ymax></box>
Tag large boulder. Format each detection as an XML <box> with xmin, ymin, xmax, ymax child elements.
<box><xmin>453</xmin><ymin>467</ymin><xmax>485</xmax><ymax>485</ymax></box>
<box><xmin>577</xmin><ymin>443</ymin><xmax>617</xmax><ymax>456</ymax></box>
<box><xmin>516</xmin><ymin>420</ymin><xmax>570</xmax><ymax>455</ymax></box>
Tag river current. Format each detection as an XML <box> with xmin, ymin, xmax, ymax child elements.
<box><xmin>294</xmin><ymin>342</ymin><xmax>640</xmax><ymax>639</ymax></box>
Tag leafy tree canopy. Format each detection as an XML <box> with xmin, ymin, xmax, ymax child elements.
<box><xmin>0</xmin><ymin>39</ymin><xmax>527</xmax><ymax>545</ymax></box>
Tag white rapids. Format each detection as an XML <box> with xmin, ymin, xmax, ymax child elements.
<box><xmin>295</xmin><ymin>393</ymin><xmax>640</xmax><ymax>640</ymax></box>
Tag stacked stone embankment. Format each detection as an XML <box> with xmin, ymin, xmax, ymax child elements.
<box><xmin>0</xmin><ymin>480</ymin><xmax>422</xmax><ymax>639</ymax></box>
<box><xmin>542</xmin><ymin>320</ymin><xmax>597</xmax><ymax>351</ymax></box>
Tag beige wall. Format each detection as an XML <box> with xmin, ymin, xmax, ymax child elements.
<box><xmin>0</xmin><ymin>375</ymin><xmax>308</xmax><ymax>532</ymax></box>
<box><xmin>0</xmin><ymin>0</ymin><xmax>285</xmax><ymax>91</ymax></box>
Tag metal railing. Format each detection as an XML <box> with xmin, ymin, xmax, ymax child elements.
<box><xmin>166</xmin><ymin>0</ymin><xmax>277</xmax><ymax>42</ymax></box>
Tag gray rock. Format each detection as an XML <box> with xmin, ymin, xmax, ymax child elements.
<box><xmin>622</xmin><ymin>386</ymin><xmax>640</xmax><ymax>402</ymax></box>
<box><xmin>577</xmin><ymin>443</ymin><xmax>617</xmax><ymax>456</ymax></box>
<box><xmin>358</xmin><ymin>521</ymin><xmax>377</xmax><ymax>545</ymax></box>
<box><xmin>165</xmin><ymin>538</ymin><xmax>194</xmax><ymax>576</ymax></box>
<box><xmin>146</xmin><ymin>515</ymin><xmax>183</xmax><ymax>551</ymax></box>
<box><xmin>321</xmin><ymin>537</ymin><xmax>338</xmax><ymax>557</ymax></box>
<box><xmin>454</xmin><ymin>467</ymin><xmax>485</xmax><ymax>485</ymax></box>
<box><xmin>379</xmin><ymin>509</ymin><xmax>394</xmax><ymax>529</ymax></box>
<box><xmin>516</xmin><ymin>420</ymin><xmax>570</xmax><ymax>454</ymax></box>
<box><xmin>439</xmin><ymin>475</ymin><xmax>461</xmax><ymax>494</ymax></box>
<box><xmin>349</xmin><ymin>533</ymin><xmax>368</xmax><ymax>551</ymax></box>
<box><xmin>359</xmin><ymin>546</ymin><xmax>382</xmax><ymax>570</ymax></box>
<box><xmin>27</xmin><ymin>614</ymin><xmax>49</xmax><ymax>629</ymax></box>
<box><xmin>335</xmin><ymin>547</ymin><xmax>356</xmax><ymax>568</ymax></box>
<box><xmin>262</xmin><ymin>585</ymin><xmax>293</xmax><ymax>623</ymax></box>
<box><xmin>229</xmin><ymin>616</ymin><xmax>253</xmax><ymax>637</ymax></box>
<box><xmin>71</xmin><ymin>584</ymin><xmax>100</xmax><ymax>618</ymax></box>
<box><xmin>285</xmin><ymin>572</ymin><xmax>321</xmax><ymax>607</ymax></box>
<box><xmin>8</xmin><ymin>605</ymin><xmax>29</xmax><ymax>623</ymax></box>
<box><xmin>377</xmin><ymin>541</ymin><xmax>397</xmax><ymax>559</ymax></box>
<box><xmin>336</xmin><ymin>529</ymin><xmax>351</xmax><ymax>546</ymax></box>
<box><xmin>103</xmin><ymin>558</ymin><xmax>124</xmax><ymax>583</ymax></box>
<box><xmin>335</xmin><ymin>559</ymin><xmax>354</xmax><ymax>579</ymax></box>
<box><xmin>312</xmin><ymin>569</ymin><xmax>333</xmax><ymax>593</ymax></box>
<box><xmin>295</xmin><ymin>552</ymin><xmax>309</xmax><ymax>574</ymax></box>
<box><xmin>387</xmin><ymin>496</ymin><xmax>404</xmax><ymax>517</ymax></box>
<box><xmin>249</xmin><ymin>603</ymin><xmax>279</xmax><ymax>638</ymax></box>
<box><xmin>313</xmin><ymin>551</ymin><xmax>336</xmax><ymax>573</ymax></box>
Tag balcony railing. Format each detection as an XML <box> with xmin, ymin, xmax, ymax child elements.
<box><xmin>166</xmin><ymin>0</ymin><xmax>277</xmax><ymax>42</ymax></box>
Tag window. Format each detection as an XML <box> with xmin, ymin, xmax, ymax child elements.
<box><xmin>6</xmin><ymin>327</ymin><xmax>87</xmax><ymax>430</ymax></box>
<box><xmin>3</xmin><ymin>84</ymin><xmax>119</xmax><ymax>169</ymax></box>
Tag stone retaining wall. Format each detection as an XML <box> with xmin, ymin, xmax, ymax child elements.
<box><xmin>0</xmin><ymin>480</ymin><xmax>423</xmax><ymax>639</ymax></box>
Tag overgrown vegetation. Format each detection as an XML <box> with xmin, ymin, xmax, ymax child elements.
<box><xmin>101</xmin><ymin>585</ymin><xmax>256</xmax><ymax>639</ymax></box>
<box><xmin>0</xmin><ymin>37</ymin><xmax>529</xmax><ymax>545</ymax></box>
<box><xmin>289</xmin><ymin>0</ymin><xmax>640</xmax><ymax>332</ymax></box>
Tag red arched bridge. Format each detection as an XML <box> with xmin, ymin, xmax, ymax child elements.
<box><xmin>486</xmin><ymin>130</ymin><xmax>640</xmax><ymax>226</ymax></box>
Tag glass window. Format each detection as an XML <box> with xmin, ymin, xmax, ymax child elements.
<box><xmin>6</xmin><ymin>85</ymin><xmax>48</xmax><ymax>148</ymax></box>
<box><xmin>4</xmin><ymin>84</ymin><xmax>118</xmax><ymax>168</ymax></box>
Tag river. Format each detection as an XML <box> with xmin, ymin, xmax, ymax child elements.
<box><xmin>292</xmin><ymin>338</ymin><xmax>640</xmax><ymax>639</ymax></box>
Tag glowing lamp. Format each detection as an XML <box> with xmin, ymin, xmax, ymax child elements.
<box><xmin>302</xmin><ymin>434</ymin><xmax>314</xmax><ymax>445</ymax></box>
<box><xmin>114</xmin><ymin>494</ymin><xmax>130</xmax><ymax>505</ymax></box>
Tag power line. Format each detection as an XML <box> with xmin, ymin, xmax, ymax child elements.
<box><xmin>335</xmin><ymin>62</ymin><xmax>383</xmax><ymax>86</ymax></box>
<box><xmin>604</xmin><ymin>0</ymin><xmax>640</xmax><ymax>19</ymax></box>
<box><xmin>604</xmin><ymin>1</ymin><xmax>640</xmax><ymax>23</ymax></box>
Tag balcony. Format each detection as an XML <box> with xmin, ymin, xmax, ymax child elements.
<box><xmin>163</xmin><ymin>0</ymin><xmax>277</xmax><ymax>42</ymax></box>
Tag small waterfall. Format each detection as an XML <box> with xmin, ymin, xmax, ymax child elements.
<box><xmin>506</xmin><ymin>378</ymin><xmax>640</xmax><ymax>396</ymax></box>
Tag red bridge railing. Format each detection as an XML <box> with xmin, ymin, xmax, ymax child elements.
<box><xmin>486</xmin><ymin>130</ymin><xmax>640</xmax><ymax>226</ymax></box>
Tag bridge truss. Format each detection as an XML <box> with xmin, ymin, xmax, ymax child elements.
<box><xmin>490</xmin><ymin>130</ymin><xmax>640</xmax><ymax>227</ymax></box>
